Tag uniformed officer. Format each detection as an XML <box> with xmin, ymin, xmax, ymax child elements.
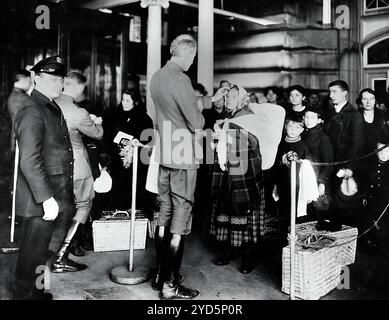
<box><xmin>13</xmin><ymin>56</ymin><xmax>74</xmax><ymax>300</ymax></box>
<box><xmin>150</xmin><ymin>34</ymin><xmax>226</xmax><ymax>299</ymax></box>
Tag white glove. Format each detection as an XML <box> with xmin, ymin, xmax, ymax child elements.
<box><xmin>337</xmin><ymin>168</ymin><xmax>353</xmax><ymax>179</ymax></box>
<box><xmin>42</xmin><ymin>197</ymin><xmax>59</xmax><ymax>221</ymax></box>
<box><xmin>90</xmin><ymin>114</ymin><xmax>103</xmax><ymax>125</ymax></box>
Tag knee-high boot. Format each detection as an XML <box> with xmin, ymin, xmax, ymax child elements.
<box><xmin>161</xmin><ymin>235</ymin><xmax>199</xmax><ymax>300</ymax></box>
<box><xmin>151</xmin><ymin>226</ymin><xmax>169</xmax><ymax>291</ymax></box>
<box><xmin>51</xmin><ymin>220</ymin><xmax>88</xmax><ymax>273</ymax></box>
<box><xmin>152</xmin><ymin>227</ymin><xmax>183</xmax><ymax>291</ymax></box>
<box><xmin>69</xmin><ymin>223</ymin><xmax>85</xmax><ymax>257</ymax></box>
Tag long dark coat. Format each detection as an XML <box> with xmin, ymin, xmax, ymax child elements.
<box><xmin>324</xmin><ymin>102</ymin><xmax>365</xmax><ymax>210</ymax></box>
<box><xmin>324</xmin><ymin>102</ymin><xmax>365</xmax><ymax>171</ymax></box>
<box><xmin>14</xmin><ymin>89</ymin><xmax>75</xmax><ymax>218</ymax></box>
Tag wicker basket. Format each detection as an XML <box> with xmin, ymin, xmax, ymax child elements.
<box><xmin>282</xmin><ymin>244</ymin><xmax>342</xmax><ymax>300</ymax></box>
<box><xmin>292</xmin><ymin>221</ymin><xmax>358</xmax><ymax>266</ymax></box>
<box><xmin>92</xmin><ymin>210</ymin><xmax>148</xmax><ymax>252</ymax></box>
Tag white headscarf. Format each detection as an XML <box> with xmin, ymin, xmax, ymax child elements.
<box><xmin>225</xmin><ymin>85</ymin><xmax>250</xmax><ymax>117</ymax></box>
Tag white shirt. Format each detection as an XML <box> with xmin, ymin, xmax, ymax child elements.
<box><xmin>334</xmin><ymin>100</ymin><xmax>348</xmax><ymax>113</ymax></box>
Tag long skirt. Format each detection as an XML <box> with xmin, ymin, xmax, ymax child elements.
<box><xmin>210</xmin><ymin>187</ymin><xmax>265</xmax><ymax>247</ymax></box>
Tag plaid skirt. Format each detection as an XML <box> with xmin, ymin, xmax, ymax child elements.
<box><xmin>210</xmin><ymin>186</ymin><xmax>265</xmax><ymax>247</ymax></box>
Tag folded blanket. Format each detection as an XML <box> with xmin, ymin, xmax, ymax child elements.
<box><xmin>215</xmin><ymin>103</ymin><xmax>285</xmax><ymax>170</ymax></box>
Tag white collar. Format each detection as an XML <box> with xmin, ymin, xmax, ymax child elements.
<box><xmin>334</xmin><ymin>100</ymin><xmax>347</xmax><ymax>113</ymax></box>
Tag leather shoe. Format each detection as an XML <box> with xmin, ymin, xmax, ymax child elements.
<box><xmin>161</xmin><ymin>282</ymin><xmax>199</xmax><ymax>300</ymax></box>
<box><xmin>239</xmin><ymin>263</ymin><xmax>254</xmax><ymax>274</ymax></box>
<box><xmin>214</xmin><ymin>247</ymin><xmax>240</xmax><ymax>266</ymax></box>
<box><xmin>152</xmin><ymin>273</ymin><xmax>184</xmax><ymax>291</ymax></box>
<box><xmin>51</xmin><ymin>257</ymin><xmax>87</xmax><ymax>273</ymax></box>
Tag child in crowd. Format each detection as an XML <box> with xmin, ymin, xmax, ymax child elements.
<box><xmin>302</xmin><ymin>106</ymin><xmax>334</xmax><ymax>220</ymax></box>
<box><xmin>361</xmin><ymin>130</ymin><xmax>389</xmax><ymax>255</ymax></box>
<box><xmin>272</xmin><ymin>114</ymin><xmax>311</xmax><ymax>243</ymax></box>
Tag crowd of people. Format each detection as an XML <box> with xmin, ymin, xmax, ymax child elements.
<box><xmin>1</xmin><ymin>33</ymin><xmax>389</xmax><ymax>300</ymax></box>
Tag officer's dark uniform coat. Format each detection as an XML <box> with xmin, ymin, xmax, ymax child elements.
<box><xmin>14</xmin><ymin>89</ymin><xmax>75</xmax><ymax>218</ymax></box>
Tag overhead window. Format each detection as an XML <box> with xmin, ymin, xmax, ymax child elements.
<box><xmin>129</xmin><ymin>15</ymin><xmax>142</xmax><ymax>43</ymax></box>
<box><xmin>365</xmin><ymin>0</ymin><xmax>389</xmax><ymax>10</ymax></box>
<box><xmin>367</xmin><ymin>37</ymin><xmax>389</xmax><ymax>65</ymax></box>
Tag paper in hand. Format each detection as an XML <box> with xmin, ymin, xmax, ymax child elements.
<box><xmin>114</xmin><ymin>131</ymin><xmax>134</xmax><ymax>146</ymax></box>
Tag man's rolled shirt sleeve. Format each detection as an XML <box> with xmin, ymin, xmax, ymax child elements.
<box><xmin>15</xmin><ymin>106</ymin><xmax>54</xmax><ymax>203</ymax></box>
<box><xmin>173</xmin><ymin>75</ymin><xmax>205</xmax><ymax>132</ymax></box>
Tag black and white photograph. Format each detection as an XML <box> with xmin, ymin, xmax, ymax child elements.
<box><xmin>1</xmin><ymin>0</ymin><xmax>389</xmax><ymax>308</ymax></box>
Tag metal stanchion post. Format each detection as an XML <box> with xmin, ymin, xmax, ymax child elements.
<box><xmin>290</xmin><ymin>159</ymin><xmax>297</xmax><ymax>300</ymax></box>
<box><xmin>0</xmin><ymin>143</ymin><xmax>19</xmax><ymax>254</ymax></box>
<box><xmin>110</xmin><ymin>144</ymin><xmax>149</xmax><ymax>285</ymax></box>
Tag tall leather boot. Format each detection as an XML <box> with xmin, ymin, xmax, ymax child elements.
<box><xmin>69</xmin><ymin>225</ymin><xmax>85</xmax><ymax>257</ymax></box>
<box><xmin>51</xmin><ymin>220</ymin><xmax>88</xmax><ymax>273</ymax></box>
<box><xmin>152</xmin><ymin>227</ymin><xmax>183</xmax><ymax>291</ymax></box>
<box><xmin>80</xmin><ymin>219</ymin><xmax>94</xmax><ymax>251</ymax></box>
<box><xmin>161</xmin><ymin>235</ymin><xmax>199</xmax><ymax>300</ymax></box>
<box><xmin>151</xmin><ymin>226</ymin><xmax>169</xmax><ymax>291</ymax></box>
<box><xmin>240</xmin><ymin>243</ymin><xmax>254</xmax><ymax>274</ymax></box>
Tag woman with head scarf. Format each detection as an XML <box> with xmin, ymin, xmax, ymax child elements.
<box><xmin>209</xmin><ymin>85</ymin><xmax>284</xmax><ymax>274</ymax></box>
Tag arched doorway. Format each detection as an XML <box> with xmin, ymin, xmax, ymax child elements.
<box><xmin>363</xmin><ymin>34</ymin><xmax>389</xmax><ymax>100</ymax></box>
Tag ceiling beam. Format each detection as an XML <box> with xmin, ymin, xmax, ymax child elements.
<box><xmin>77</xmin><ymin>0</ymin><xmax>139</xmax><ymax>10</ymax></box>
<box><xmin>75</xmin><ymin>0</ymin><xmax>282</xmax><ymax>26</ymax></box>
<box><xmin>170</xmin><ymin>0</ymin><xmax>281</xmax><ymax>26</ymax></box>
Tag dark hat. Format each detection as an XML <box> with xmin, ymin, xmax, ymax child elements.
<box><xmin>304</xmin><ymin>105</ymin><xmax>323</xmax><ymax>118</ymax></box>
<box><xmin>30</xmin><ymin>55</ymin><xmax>66</xmax><ymax>77</ymax></box>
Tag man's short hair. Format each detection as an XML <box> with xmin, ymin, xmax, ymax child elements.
<box><xmin>66</xmin><ymin>71</ymin><xmax>87</xmax><ymax>84</ymax></box>
<box><xmin>13</xmin><ymin>69</ymin><xmax>30</xmax><ymax>83</ymax></box>
<box><xmin>170</xmin><ymin>34</ymin><xmax>197</xmax><ymax>57</ymax></box>
<box><xmin>328</xmin><ymin>80</ymin><xmax>349</xmax><ymax>92</ymax></box>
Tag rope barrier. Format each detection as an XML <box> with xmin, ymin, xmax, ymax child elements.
<box><xmin>307</xmin><ymin>143</ymin><xmax>389</xmax><ymax>167</ymax></box>
<box><xmin>288</xmin><ymin>143</ymin><xmax>389</xmax><ymax>249</ymax></box>
<box><xmin>296</xmin><ymin>202</ymin><xmax>389</xmax><ymax>249</ymax></box>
